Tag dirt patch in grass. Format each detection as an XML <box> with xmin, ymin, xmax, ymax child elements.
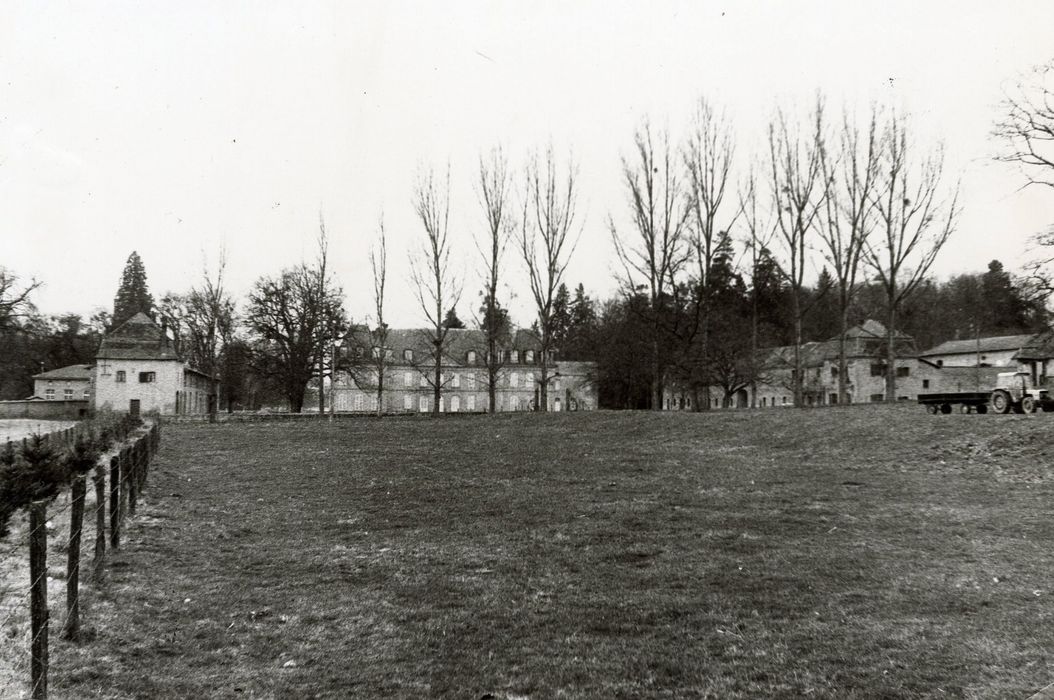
<box><xmin>41</xmin><ymin>407</ymin><xmax>1054</xmax><ymax>698</ymax></box>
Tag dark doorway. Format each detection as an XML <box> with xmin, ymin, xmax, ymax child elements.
<box><xmin>129</xmin><ymin>399</ymin><xmax>140</xmax><ymax>418</ymax></box>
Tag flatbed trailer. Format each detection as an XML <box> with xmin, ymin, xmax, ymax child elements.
<box><xmin>917</xmin><ymin>392</ymin><xmax>990</xmax><ymax>414</ymax></box>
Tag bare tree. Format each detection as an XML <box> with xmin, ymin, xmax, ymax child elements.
<box><xmin>737</xmin><ymin>165</ymin><xmax>777</xmax><ymax>407</ymax></box>
<box><xmin>521</xmin><ymin>145</ymin><xmax>581</xmax><ymax>412</ymax></box>
<box><xmin>187</xmin><ymin>252</ymin><xmax>234</xmax><ymax>421</ymax></box>
<box><xmin>865</xmin><ymin>112</ymin><xmax>960</xmax><ymax>402</ymax></box>
<box><xmin>369</xmin><ymin>217</ymin><xmax>389</xmax><ymax>416</ymax></box>
<box><xmin>410</xmin><ymin>166</ymin><xmax>462</xmax><ymax>415</ymax></box>
<box><xmin>683</xmin><ymin>100</ymin><xmax>737</xmax><ymax>410</ymax></box>
<box><xmin>818</xmin><ymin>108</ymin><xmax>881</xmax><ymax>405</ymax></box>
<box><xmin>767</xmin><ymin>100</ymin><xmax>829</xmax><ymax>407</ymax></box>
<box><xmin>995</xmin><ymin>60</ymin><xmax>1054</xmax><ymax>189</ymax></box>
<box><xmin>315</xmin><ymin>216</ymin><xmax>333</xmax><ymax>417</ymax></box>
<box><xmin>475</xmin><ymin>148</ymin><xmax>514</xmax><ymax>413</ymax></box>
<box><xmin>0</xmin><ymin>268</ymin><xmax>41</xmax><ymax>331</ymax></box>
<box><xmin>611</xmin><ymin>120</ymin><xmax>692</xmax><ymax>410</ymax></box>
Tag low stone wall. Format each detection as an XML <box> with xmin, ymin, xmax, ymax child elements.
<box><xmin>0</xmin><ymin>400</ymin><xmax>90</xmax><ymax>420</ymax></box>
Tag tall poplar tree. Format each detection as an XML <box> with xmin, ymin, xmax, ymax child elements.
<box><xmin>112</xmin><ymin>251</ymin><xmax>155</xmax><ymax>327</ymax></box>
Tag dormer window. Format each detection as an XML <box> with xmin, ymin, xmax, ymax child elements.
<box><xmin>525</xmin><ymin>350</ymin><xmax>534</xmax><ymax>364</ymax></box>
<box><xmin>404</xmin><ymin>349</ymin><xmax>414</xmax><ymax>362</ymax></box>
<box><xmin>511</xmin><ymin>350</ymin><xmax>520</xmax><ymax>364</ymax></box>
<box><xmin>467</xmin><ymin>350</ymin><xmax>477</xmax><ymax>364</ymax></box>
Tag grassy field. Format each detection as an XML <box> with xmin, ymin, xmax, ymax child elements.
<box><xmin>46</xmin><ymin>407</ymin><xmax>1054</xmax><ymax>699</ymax></box>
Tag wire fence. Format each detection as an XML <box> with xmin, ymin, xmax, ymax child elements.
<box><xmin>0</xmin><ymin>419</ymin><xmax>162</xmax><ymax>699</ymax></box>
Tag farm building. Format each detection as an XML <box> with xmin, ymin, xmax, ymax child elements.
<box><xmin>916</xmin><ymin>334</ymin><xmax>1035</xmax><ymax>368</ymax></box>
<box><xmin>663</xmin><ymin>320</ymin><xmax>1027</xmax><ymax>410</ymax></box>
<box><xmin>329</xmin><ymin>327</ymin><xmax>597</xmax><ymax>414</ymax></box>
<box><xmin>93</xmin><ymin>312</ymin><xmax>214</xmax><ymax>416</ymax></box>
<box><xmin>31</xmin><ymin>363</ymin><xmax>93</xmax><ymax>402</ymax></box>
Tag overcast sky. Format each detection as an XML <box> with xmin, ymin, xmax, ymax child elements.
<box><xmin>3</xmin><ymin>1</ymin><xmax>1054</xmax><ymax>328</ymax></box>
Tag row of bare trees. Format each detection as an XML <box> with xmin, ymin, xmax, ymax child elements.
<box><xmin>610</xmin><ymin>97</ymin><xmax>961</xmax><ymax>408</ymax></box>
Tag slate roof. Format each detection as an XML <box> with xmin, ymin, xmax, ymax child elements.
<box><xmin>342</xmin><ymin>326</ymin><xmax>545</xmax><ymax>366</ymax></box>
<box><xmin>32</xmin><ymin>364</ymin><xmax>93</xmax><ymax>381</ymax></box>
<box><xmin>96</xmin><ymin>312</ymin><xmax>182</xmax><ymax>361</ymax></box>
<box><xmin>760</xmin><ymin>320</ymin><xmax>915</xmax><ymax>369</ymax></box>
<box><xmin>918</xmin><ymin>334</ymin><xmax>1035</xmax><ymax>358</ymax></box>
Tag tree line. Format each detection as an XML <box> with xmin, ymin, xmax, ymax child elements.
<box><xmin>2</xmin><ymin>58</ymin><xmax>1053</xmax><ymax>411</ymax></box>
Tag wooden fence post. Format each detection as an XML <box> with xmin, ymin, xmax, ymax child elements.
<box><xmin>128</xmin><ymin>445</ymin><xmax>138</xmax><ymax>516</ymax></box>
<box><xmin>28</xmin><ymin>500</ymin><xmax>48</xmax><ymax>699</ymax></box>
<box><xmin>63</xmin><ymin>476</ymin><xmax>86</xmax><ymax>641</ymax></box>
<box><xmin>109</xmin><ymin>455</ymin><xmax>120</xmax><ymax>549</ymax></box>
<box><xmin>92</xmin><ymin>465</ymin><xmax>106</xmax><ymax>578</ymax></box>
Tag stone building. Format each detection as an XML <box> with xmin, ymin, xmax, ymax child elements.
<box><xmin>917</xmin><ymin>334</ymin><xmax>1035</xmax><ymax>368</ymax></box>
<box><xmin>93</xmin><ymin>312</ymin><xmax>214</xmax><ymax>415</ymax></box>
<box><xmin>330</xmin><ymin>327</ymin><xmax>597</xmax><ymax>414</ymax></box>
<box><xmin>32</xmin><ymin>364</ymin><xmax>93</xmax><ymax>402</ymax></box>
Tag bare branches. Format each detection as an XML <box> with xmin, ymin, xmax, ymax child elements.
<box><xmin>611</xmin><ymin>119</ymin><xmax>692</xmax><ymax>409</ymax></box>
<box><xmin>521</xmin><ymin>144</ymin><xmax>581</xmax><ymax>411</ymax></box>
<box><xmin>475</xmin><ymin>147</ymin><xmax>514</xmax><ymax>413</ymax></box>
<box><xmin>0</xmin><ymin>268</ymin><xmax>41</xmax><ymax>330</ymax></box>
<box><xmin>685</xmin><ymin>99</ymin><xmax>737</xmax><ymax>289</ymax></box>
<box><xmin>411</xmin><ymin>165</ymin><xmax>463</xmax><ymax>414</ymax></box>
<box><xmin>996</xmin><ymin>60</ymin><xmax>1054</xmax><ymax>189</ymax></box>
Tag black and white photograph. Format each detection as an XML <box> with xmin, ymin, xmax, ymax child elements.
<box><xmin>2</xmin><ymin>1</ymin><xmax>1054</xmax><ymax>697</ymax></box>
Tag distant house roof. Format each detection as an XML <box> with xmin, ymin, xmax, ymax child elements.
<box><xmin>343</xmin><ymin>326</ymin><xmax>545</xmax><ymax>364</ymax></box>
<box><xmin>918</xmin><ymin>334</ymin><xmax>1035</xmax><ymax>359</ymax></box>
<box><xmin>32</xmin><ymin>364</ymin><xmax>93</xmax><ymax>381</ymax></box>
<box><xmin>760</xmin><ymin>320</ymin><xmax>915</xmax><ymax>369</ymax></box>
<box><xmin>96</xmin><ymin>312</ymin><xmax>182</xmax><ymax>361</ymax></box>
<box><xmin>1014</xmin><ymin>330</ymin><xmax>1054</xmax><ymax>361</ymax></box>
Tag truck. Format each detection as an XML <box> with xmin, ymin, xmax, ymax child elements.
<box><xmin>918</xmin><ymin>371</ymin><xmax>1051</xmax><ymax>415</ymax></box>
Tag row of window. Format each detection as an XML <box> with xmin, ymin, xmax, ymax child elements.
<box><xmin>44</xmin><ymin>388</ymin><xmax>91</xmax><ymax>400</ymax></box>
<box><xmin>397</xmin><ymin>371</ymin><xmax>559</xmax><ymax>391</ymax></box>
<box><xmin>113</xmin><ymin>371</ymin><xmax>156</xmax><ymax>383</ymax></box>
<box><xmin>356</xmin><ymin>347</ymin><xmax>547</xmax><ymax>366</ymax></box>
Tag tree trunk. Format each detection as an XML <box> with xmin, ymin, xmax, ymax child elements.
<box><xmin>539</xmin><ymin>352</ymin><xmax>549</xmax><ymax>413</ymax></box>
<box><xmin>488</xmin><ymin>341</ymin><xmax>497</xmax><ymax>413</ymax></box>
<box><xmin>886</xmin><ymin>302</ymin><xmax>898</xmax><ymax>402</ymax></box>
<box><xmin>793</xmin><ymin>296</ymin><xmax>804</xmax><ymax>408</ymax></box>
<box><xmin>318</xmin><ymin>351</ymin><xmax>326</xmax><ymax>417</ymax></box>
<box><xmin>651</xmin><ymin>336</ymin><xmax>662</xmax><ymax>411</ymax></box>
<box><xmin>375</xmin><ymin>366</ymin><xmax>384</xmax><ymax>417</ymax></box>
<box><xmin>433</xmin><ymin>351</ymin><xmax>442</xmax><ymax>415</ymax></box>
<box><xmin>837</xmin><ymin>301</ymin><xmax>849</xmax><ymax>405</ymax></box>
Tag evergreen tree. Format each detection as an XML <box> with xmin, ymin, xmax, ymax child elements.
<box><xmin>442</xmin><ymin>307</ymin><xmax>466</xmax><ymax>330</ymax></box>
<box><xmin>551</xmin><ymin>283</ymin><xmax>572</xmax><ymax>350</ymax></box>
<box><xmin>112</xmin><ymin>251</ymin><xmax>155</xmax><ymax>327</ymax></box>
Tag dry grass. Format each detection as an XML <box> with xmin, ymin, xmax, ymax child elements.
<box><xmin>37</xmin><ymin>406</ymin><xmax>1054</xmax><ymax>699</ymax></box>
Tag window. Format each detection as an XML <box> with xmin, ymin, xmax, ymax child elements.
<box><xmin>830</xmin><ymin>366</ymin><xmax>839</xmax><ymax>377</ymax></box>
<box><xmin>936</xmin><ymin>359</ymin><xmax>944</xmax><ymax>368</ymax></box>
<box><xmin>922</xmin><ymin>379</ymin><xmax>930</xmax><ymax>389</ymax></box>
<box><xmin>554</xmin><ymin>379</ymin><xmax>561</xmax><ymax>392</ymax></box>
<box><xmin>782</xmin><ymin>396</ymin><xmax>788</xmax><ymax>405</ymax></box>
<box><xmin>870</xmin><ymin>393</ymin><xmax>884</xmax><ymax>402</ymax></box>
<box><xmin>450</xmin><ymin>395</ymin><xmax>461</xmax><ymax>412</ymax></box>
<box><xmin>99</xmin><ymin>362</ymin><xmax>111</xmax><ymax>376</ymax></box>
<box><xmin>419</xmin><ymin>373</ymin><xmax>427</xmax><ymax>387</ymax></box>
<box><xmin>64</xmin><ymin>389</ymin><xmax>73</xmax><ymax>400</ymax></box>
<box><xmin>511</xmin><ymin>350</ymin><xmax>520</xmax><ymax>364</ymax></box>
<box><xmin>467</xmin><ymin>350</ymin><xmax>476</xmax><ymax>364</ymax></box>
<box><xmin>467</xmin><ymin>374</ymin><xmax>476</xmax><ymax>389</ymax></box>
<box><xmin>139</xmin><ymin>372</ymin><xmax>156</xmax><ymax>383</ymax></box>
<box><xmin>870</xmin><ymin>364</ymin><xmax>885</xmax><ymax>377</ymax></box>
<box><xmin>404</xmin><ymin>372</ymin><xmax>413</xmax><ymax>387</ymax></box>
<box><xmin>438</xmin><ymin>396</ymin><xmax>445</xmax><ymax>413</ymax></box>
<box><xmin>467</xmin><ymin>394</ymin><xmax>476</xmax><ymax>412</ymax></box>
<box><xmin>525</xmin><ymin>350</ymin><xmax>534</xmax><ymax>364</ymax></box>
<box><xmin>510</xmin><ymin>372</ymin><xmax>519</xmax><ymax>388</ymax></box>
<box><xmin>115</xmin><ymin>371</ymin><xmax>126</xmax><ymax>383</ymax></box>
<box><xmin>82</xmin><ymin>388</ymin><xmax>90</xmax><ymax>399</ymax></box>
<box><xmin>896</xmin><ymin>366</ymin><xmax>910</xmax><ymax>378</ymax></box>
<box><xmin>419</xmin><ymin>396</ymin><xmax>429</xmax><ymax>412</ymax></box>
<box><xmin>404</xmin><ymin>394</ymin><xmax>413</xmax><ymax>410</ymax></box>
<box><xmin>525</xmin><ymin>374</ymin><xmax>534</xmax><ymax>389</ymax></box>
<box><xmin>452</xmin><ymin>374</ymin><xmax>461</xmax><ymax>388</ymax></box>
<box><xmin>45</xmin><ymin>389</ymin><xmax>55</xmax><ymax>400</ymax></box>
<box><xmin>404</xmin><ymin>349</ymin><xmax>414</xmax><ymax>362</ymax></box>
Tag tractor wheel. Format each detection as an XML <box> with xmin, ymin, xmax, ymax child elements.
<box><xmin>926</xmin><ymin>404</ymin><xmax>939</xmax><ymax>415</ymax></box>
<box><xmin>940</xmin><ymin>403</ymin><xmax>952</xmax><ymax>414</ymax></box>
<box><xmin>1021</xmin><ymin>396</ymin><xmax>1037</xmax><ymax>414</ymax></box>
<box><xmin>977</xmin><ymin>403</ymin><xmax>988</xmax><ymax>414</ymax></box>
<box><xmin>991</xmin><ymin>390</ymin><xmax>1011</xmax><ymax>414</ymax></box>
